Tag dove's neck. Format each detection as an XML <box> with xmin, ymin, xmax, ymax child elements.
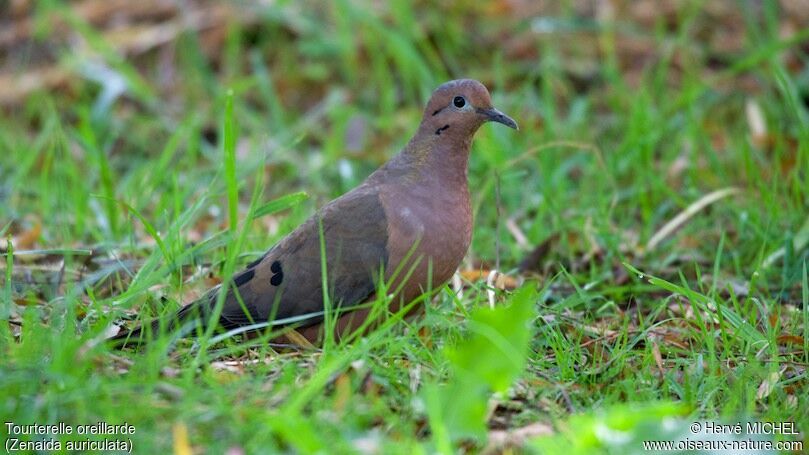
<box><xmin>380</xmin><ymin>132</ymin><xmax>472</xmax><ymax>188</ymax></box>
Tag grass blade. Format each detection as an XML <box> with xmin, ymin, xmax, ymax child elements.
<box><xmin>252</xmin><ymin>191</ymin><xmax>309</xmax><ymax>219</ymax></box>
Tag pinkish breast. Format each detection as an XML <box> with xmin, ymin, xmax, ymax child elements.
<box><xmin>380</xmin><ymin>180</ymin><xmax>472</xmax><ymax>300</ymax></box>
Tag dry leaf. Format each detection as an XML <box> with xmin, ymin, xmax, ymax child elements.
<box><xmin>283</xmin><ymin>328</ymin><xmax>315</xmax><ymax>348</ymax></box>
<box><xmin>173</xmin><ymin>422</ymin><xmax>193</xmax><ymax>455</ymax></box>
<box><xmin>644</xmin><ymin>187</ymin><xmax>742</xmax><ymax>254</ymax></box>
<box><xmin>12</xmin><ymin>221</ymin><xmax>41</xmax><ymax>250</ymax></box>
<box><xmin>745</xmin><ymin>98</ymin><xmax>767</xmax><ymax>147</ymax></box>
<box><xmin>333</xmin><ymin>373</ymin><xmax>351</xmax><ymax>414</ymax></box>
<box><xmin>756</xmin><ymin>369</ymin><xmax>784</xmax><ymax>400</ymax></box>
<box><xmin>649</xmin><ymin>333</ymin><xmax>665</xmax><ymax>376</ymax></box>
<box><xmin>775</xmin><ymin>334</ymin><xmax>804</xmax><ymax>347</ymax></box>
<box><xmin>210</xmin><ymin>361</ymin><xmax>246</xmax><ymax>375</ymax></box>
<box><xmin>485</xmin><ymin>422</ymin><xmax>554</xmax><ymax>453</ymax></box>
<box><xmin>459</xmin><ymin>270</ymin><xmax>521</xmax><ymax>290</ymax></box>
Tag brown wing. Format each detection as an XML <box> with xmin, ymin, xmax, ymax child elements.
<box><xmin>204</xmin><ymin>186</ymin><xmax>389</xmax><ymax>330</ymax></box>
<box><xmin>110</xmin><ymin>186</ymin><xmax>389</xmax><ymax>346</ymax></box>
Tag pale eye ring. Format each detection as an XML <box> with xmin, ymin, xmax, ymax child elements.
<box><xmin>453</xmin><ymin>96</ymin><xmax>466</xmax><ymax>108</ymax></box>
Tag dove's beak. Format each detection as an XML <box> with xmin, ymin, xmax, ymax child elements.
<box><xmin>478</xmin><ymin>107</ymin><xmax>518</xmax><ymax>130</ymax></box>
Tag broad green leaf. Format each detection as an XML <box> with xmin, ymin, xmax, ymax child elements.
<box><xmin>446</xmin><ymin>285</ymin><xmax>537</xmax><ymax>392</ymax></box>
<box><xmin>424</xmin><ymin>286</ymin><xmax>538</xmax><ymax>449</ymax></box>
<box><xmin>423</xmin><ymin>379</ymin><xmax>488</xmax><ymax>445</ymax></box>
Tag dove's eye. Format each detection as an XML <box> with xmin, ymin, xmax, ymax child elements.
<box><xmin>453</xmin><ymin>96</ymin><xmax>466</xmax><ymax>108</ymax></box>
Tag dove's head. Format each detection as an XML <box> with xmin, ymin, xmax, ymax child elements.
<box><xmin>421</xmin><ymin>79</ymin><xmax>517</xmax><ymax>137</ymax></box>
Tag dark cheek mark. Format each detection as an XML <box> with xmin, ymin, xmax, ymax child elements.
<box><xmin>270</xmin><ymin>260</ymin><xmax>284</xmax><ymax>286</ymax></box>
<box><xmin>234</xmin><ymin>268</ymin><xmax>255</xmax><ymax>286</ymax></box>
<box><xmin>432</xmin><ymin>108</ymin><xmax>443</xmax><ymax>116</ymax></box>
<box><xmin>435</xmin><ymin>124</ymin><xmax>450</xmax><ymax>135</ymax></box>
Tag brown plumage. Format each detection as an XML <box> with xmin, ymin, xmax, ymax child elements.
<box><xmin>111</xmin><ymin>79</ymin><xmax>517</xmax><ymax>347</ymax></box>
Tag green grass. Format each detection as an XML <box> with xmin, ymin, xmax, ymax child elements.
<box><xmin>1</xmin><ymin>1</ymin><xmax>807</xmax><ymax>453</ymax></box>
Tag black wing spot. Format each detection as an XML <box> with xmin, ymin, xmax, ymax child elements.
<box><xmin>270</xmin><ymin>260</ymin><xmax>284</xmax><ymax>286</ymax></box>
<box><xmin>435</xmin><ymin>124</ymin><xmax>450</xmax><ymax>135</ymax></box>
<box><xmin>234</xmin><ymin>268</ymin><xmax>255</xmax><ymax>286</ymax></box>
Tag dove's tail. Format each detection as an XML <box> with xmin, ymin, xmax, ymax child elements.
<box><xmin>108</xmin><ymin>301</ymin><xmax>208</xmax><ymax>348</ymax></box>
